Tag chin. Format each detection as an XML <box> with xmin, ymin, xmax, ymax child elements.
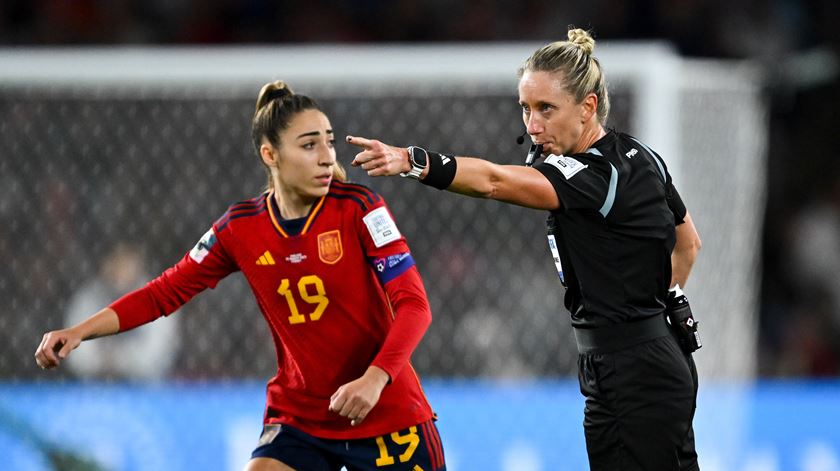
<box><xmin>547</xmin><ymin>145</ymin><xmax>570</xmax><ymax>156</ymax></box>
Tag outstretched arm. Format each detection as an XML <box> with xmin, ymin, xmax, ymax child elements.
<box><xmin>347</xmin><ymin>135</ymin><xmax>559</xmax><ymax>210</ymax></box>
<box><xmin>35</xmin><ymin>307</ymin><xmax>120</xmax><ymax>370</ymax></box>
<box><xmin>35</xmin><ymin>227</ymin><xmax>237</xmax><ymax>372</ymax></box>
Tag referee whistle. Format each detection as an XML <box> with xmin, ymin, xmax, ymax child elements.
<box><xmin>525</xmin><ymin>143</ymin><xmax>544</xmax><ymax>167</ymax></box>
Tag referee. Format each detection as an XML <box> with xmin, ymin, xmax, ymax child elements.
<box><xmin>348</xmin><ymin>28</ymin><xmax>702</xmax><ymax>471</ymax></box>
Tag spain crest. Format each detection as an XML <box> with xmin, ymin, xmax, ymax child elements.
<box><xmin>317</xmin><ymin>230</ymin><xmax>343</xmax><ymax>264</ymax></box>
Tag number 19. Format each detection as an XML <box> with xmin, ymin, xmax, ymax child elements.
<box><xmin>277</xmin><ymin>275</ymin><xmax>329</xmax><ymax>324</ymax></box>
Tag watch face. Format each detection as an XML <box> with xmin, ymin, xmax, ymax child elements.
<box><xmin>411</xmin><ymin>147</ymin><xmax>428</xmax><ymax>167</ymax></box>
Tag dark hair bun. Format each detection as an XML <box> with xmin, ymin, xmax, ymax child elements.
<box><xmin>255</xmin><ymin>81</ymin><xmax>295</xmax><ymax>112</ymax></box>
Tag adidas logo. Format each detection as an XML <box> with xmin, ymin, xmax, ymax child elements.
<box><xmin>441</xmin><ymin>154</ymin><xmax>452</xmax><ymax>165</ymax></box>
<box><xmin>256</xmin><ymin>251</ymin><xmax>276</xmax><ymax>266</ymax></box>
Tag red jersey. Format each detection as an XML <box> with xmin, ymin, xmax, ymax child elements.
<box><xmin>110</xmin><ymin>181</ymin><xmax>435</xmax><ymax>439</ymax></box>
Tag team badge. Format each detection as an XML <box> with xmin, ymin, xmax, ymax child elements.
<box><xmin>317</xmin><ymin>230</ymin><xmax>343</xmax><ymax>264</ymax></box>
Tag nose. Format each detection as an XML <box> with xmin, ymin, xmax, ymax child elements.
<box><xmin>525</xmin><ymin>113</ymin><xmax>544</xmax><ymax>136</ymax></box>
<box><xmin>319</xmin><ymin>145</ymin><xmax>336</xmax><ymax>166</ymax></box>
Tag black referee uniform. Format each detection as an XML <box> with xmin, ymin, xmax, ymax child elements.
<box><xmin>534</xmin><ymin>130</ymin><xmax>699</xmax><ymax>471</ymax></box>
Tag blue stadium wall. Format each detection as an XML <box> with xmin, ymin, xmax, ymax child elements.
<box><xmin>0</xmin><ymin>380</ymin><xmax>837</xmax><ymax>471</ymax></box>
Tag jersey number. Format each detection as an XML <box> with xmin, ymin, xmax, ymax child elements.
<box><xmin>277</xmin><ymin>275</ymin><xmax>329</xmax><ymax>324</ymax></box>
<box><xmin>375</xmin><ymin>426</ymin><xmax>420</xmax><ymax>467</ymax></box>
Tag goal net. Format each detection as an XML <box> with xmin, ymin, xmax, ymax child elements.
<box><xmin>0</xmin><ymin>42</ymin><xmax>765</xmax><ymax>381</ymax></box>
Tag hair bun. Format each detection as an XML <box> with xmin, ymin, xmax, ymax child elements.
<box><xmin>567</xmin><ymin>28</ymin><xmax>595</xmax><ymax>55</ymax></box>
<box><xmin>265</xmin><ymin>83</ymin><xmax>294</xmax><ymax>102</ymax></box>
<box><xmin>255</xmin><ymin>80</ymin><xmax>295</xmax><ymax>112</ymax></box>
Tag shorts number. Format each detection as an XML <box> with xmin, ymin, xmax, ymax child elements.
<box><xmin>375</xmin><ymin>426</ymin><xmax>420</xmax><ymax>467</ymax></box>
<box><xmin>277</xmin><ymin>275</ymin><xmax>329</xmax><ymax>324</ymax></box>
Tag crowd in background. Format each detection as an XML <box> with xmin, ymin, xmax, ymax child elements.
<box><xmin>2</xmin><ymin>0</ymin><xmax>839</xmax><ymax>378</ymax></box>
<box><xmin>0</xmin><ymin>0</ymin><xmax>831</xmax><ymax>58</ymax></box>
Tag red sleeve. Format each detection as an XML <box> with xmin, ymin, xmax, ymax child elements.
<box><xmin>109</xmin><ymin>227</ymin><xmax>238</xmax><ymax>332</ymax></box>
<box><xmin>370</xmin><ymin>266</ymin><xmax>432</xmax><ymax>381</ymax></box>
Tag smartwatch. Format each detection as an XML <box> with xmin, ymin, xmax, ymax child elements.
<box><xmin>400</xmin><ymin>146</ymin><xmax>428</xmax><ymax>179</ymax></box>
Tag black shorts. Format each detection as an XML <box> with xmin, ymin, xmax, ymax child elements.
<box><xmin>578</xmin><ymin>334</ymin><xmax>699</xmax><ymax>471</ymax></box>
<box><xmin>250</xmin><ymin>420</ymin><xmax>446</xmax><ymax>471</ymax></box>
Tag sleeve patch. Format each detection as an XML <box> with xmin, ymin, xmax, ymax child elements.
<box><xmin>189</xmin><ymin>228</ymin><xmax>216</xmax><ymax>263</ymax></box>
<box><xmin>362</xmin><ymin>206</ymin><xmax>402</xmax><ymax>248</ymax></box>
<box><xmin>370</xmin><ymin>253</ymin><xmax>415</xmax><ymax>284</ymax></box>
<box><xmin>544</xmin><ymin>154</ymin><xmax>589</xmax><ymax>180</ymax></box>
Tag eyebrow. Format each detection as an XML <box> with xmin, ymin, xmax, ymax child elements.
<box><xmin>297</xmin><ymin>129</ymin><xmax>334</xmax><ymax>139</ymax></box>
<box><xmin>519</xmin><ymin>100</ymin><xmax>553</xmax><ymax>107</ymax></box>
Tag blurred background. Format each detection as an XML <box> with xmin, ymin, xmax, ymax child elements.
<box><xmin>1</xmin><ymin>0</ymin><xmax>839</xmax><ymax>470</ymax></box>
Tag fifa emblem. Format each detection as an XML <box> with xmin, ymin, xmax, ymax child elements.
<box><xmin>318</xmin><ymin>230</ymin><xmax>343</xmax><ymax>264</ymax></box>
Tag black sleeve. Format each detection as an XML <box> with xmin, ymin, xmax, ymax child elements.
<box><xmin>534</xmin><ymin>155</ymin><xmax>609</xmax><ymax>212</ymax></box>
<box><xmin>667</xmin><ymin>182</ymin><xmax>687</xmax><ymax>225</ymax></box>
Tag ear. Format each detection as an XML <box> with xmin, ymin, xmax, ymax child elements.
<box><xmin>260</xmin><ymin>143</ymin><xmax>277</xmax><ymax>167</ymax></box>
<box><xmin>580</xmin><ymin>93</ymin><xmax>598</xmax><ymax>123</ymax></box>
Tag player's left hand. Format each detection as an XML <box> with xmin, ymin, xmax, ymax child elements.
<box><xmin>346</xmin><ymin>135</ymin><xmax>411</xmax><ymax>177</ymax></box>
<box><xmin>329</xmin><ymin>365</ymin><xmax>390</xmax><ymax>426</ymax></box>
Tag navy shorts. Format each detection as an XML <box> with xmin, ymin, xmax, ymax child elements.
<box><xmin>251</xmin><ymin>420</ymin><xmax>446</xmax><ymax>471</ymax></box>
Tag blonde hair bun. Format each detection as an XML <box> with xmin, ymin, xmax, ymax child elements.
<box><xmin>567</xmin><ymin>28</ymin><xmax>595</xmax><ymax>56</ymax></box>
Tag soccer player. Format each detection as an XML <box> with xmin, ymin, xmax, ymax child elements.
<box><xmin>35</xmin><ymin>81</ymin><xmax>446</xmax><ymax>471</ymax></box>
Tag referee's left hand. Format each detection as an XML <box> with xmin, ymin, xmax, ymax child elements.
<box><xmin>329</xmin><ymin>365</ymin><xmax>390</xmax><ymax>426</ymax></box>
<box><xmin>347</xmin><ymin>135</ymin><xmax>411</xmax><ymax>177</ymax></box>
